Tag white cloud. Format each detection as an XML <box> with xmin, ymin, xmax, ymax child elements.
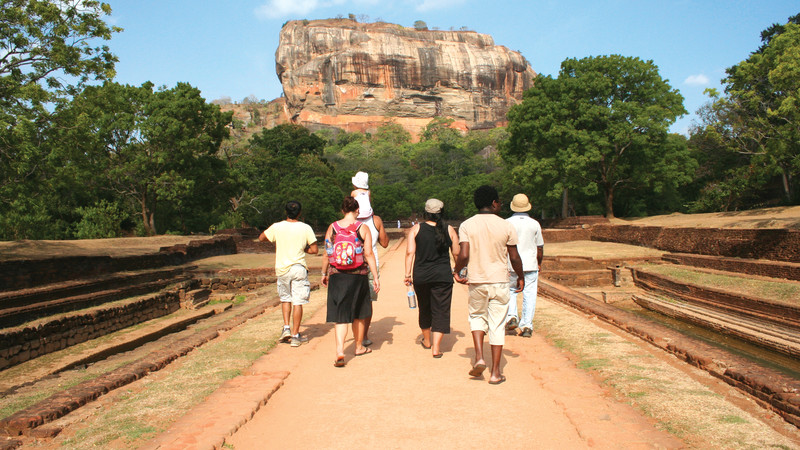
<box><xmin>255</xmin><ymin>0</ymin><xmax>321</xmax><ymax>20</ymax></box>
<box><xmin>684</xmin><ymin>74</ymin><xmax>710</xmax><ymax>86</ymax></box>
<box><xmin>415</xmin><ymin>0</ymin><xmax>467</xmax><ymax>12</ymax></box>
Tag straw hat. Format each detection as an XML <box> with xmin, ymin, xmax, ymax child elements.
<box><xmin>510</xmin><ymin>193</ymin><xmax>532</xmax><ymax>212</ymax></box>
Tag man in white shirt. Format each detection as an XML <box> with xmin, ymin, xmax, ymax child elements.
<box><xmin>260</xmin><ymin>201</ymin><xmax>318</xmax><ymax>347</ymax></box>
<box><xmin>504</xmin><ymin>193</ymin><xmax>544</xmax><ymax>338</ymax></box>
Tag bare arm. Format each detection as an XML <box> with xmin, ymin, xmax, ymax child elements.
<box><xmin>508</xmin><ymin>244</ymin><xmax>524</xmax><ymax>293</ymax></box>
<box><xmin>359</xmin><ymin>225</ymin><xmax>380</xmax><ymax>293</ymax></box>
<box><xmin>373</xmin><ymin>215</ymin><xmax>390</xmax><ymax>248</ymax></box>
<box><xmin>404</xmin><ymin>224</ymin><xmax>419</xmax><ymax>285</ymax></box>
<box><xmin>305</xmin><ymin>242</ymin><xmax>318</xmax><ymax>255</ymax></box>
<box><xmin>453</xmin><ymin>241</ymin><xmax>469</xmax><ymax>284</ymax></box>
<box><xmin>448</xmin><ymin>225</ymin><xmax>459</xmax><ymax>259</ymax></box>
<box><xmin>320</xmin><ymin>224</ymin><xmax>333</xmax><ymax>286</ymax></box>
<box><xmin>537</xmin><ymin>246</ymin><xmax>544</xmax><ymax>271</ymax></box>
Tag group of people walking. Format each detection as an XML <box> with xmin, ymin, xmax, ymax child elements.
<box><xmin>260</xmin><ymin>172</ymin><xmax>544</xmax><ymax>384</ymax></box>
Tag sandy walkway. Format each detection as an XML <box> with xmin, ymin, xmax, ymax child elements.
<box><xmin>223</xmin><ymin>242</ymin><xmax>681</xmax><ymax>449</ymax></box>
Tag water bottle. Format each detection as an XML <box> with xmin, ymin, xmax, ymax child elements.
<box><xmin>459</xmin><ymin>267</ymin><xmax>468</xmax><ymax>279</ymax></box>
<box><xmin>407</xmin><ymin>287</ymin><xmax>417</xmax><ymax>309</ymax></box>
<box><xmin>325</xmin><ymin>239</ymin><xmax>333</xmax><ymax>256</ymax></box>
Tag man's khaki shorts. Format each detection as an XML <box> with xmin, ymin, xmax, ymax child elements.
<box><xmin>467</xmin><ymin>282</ymin><xmax>511</xmax><ymax>346</ymax></box>
<box><xmin>277</xmin><ymin>264</ymin><xmax>310</xmax><ymax>306</ymax></box>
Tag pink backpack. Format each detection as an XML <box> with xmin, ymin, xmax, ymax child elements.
<box><xmin>330</xmin><ymin>222</ymin><xmax>364</xmax><ymax>270</ymax></box>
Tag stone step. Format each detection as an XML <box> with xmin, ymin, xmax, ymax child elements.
<box><xmin>0</xmin><ymin>287</ymin><xmax>188</xmax><ymax>371</ymax></box>
<box><xmin>0</xmin><ymin>267</ymin><xmax>193</xmax><ymax>310</ymax></box>
<box><xmin>631</xmin><ymin>267</ymin><xmax>800</xmax><ymax>329</ymax></box>
<box><xmin>0</xmin><ymin>276</ymin><xmax>194</xmax><ymax>329</ymax></box>
<box><xmin>633</xmin><ymin>292</ymin><xmax>800</xmax><ymax>359</ymax></box>
<box><xmin>181</xmin><ymin>289</ymin><xmax>211</xmax><ymax>310</ymax></box>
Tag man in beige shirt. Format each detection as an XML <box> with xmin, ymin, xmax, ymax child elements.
<box><xmin>260</xmin><ymin>201</ymin><xmax>318</xmax><ymax>347</ymax></box>
<box><xmin>454</xmin><ymin>186</ymin><xmax>524</xmax><ymax>385</ymax></box>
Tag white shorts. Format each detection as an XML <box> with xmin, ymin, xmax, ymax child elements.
<box><xmin>277</xmin><ymin>264</ymin><xmax>310</xmax><ymax>306</ymax></box>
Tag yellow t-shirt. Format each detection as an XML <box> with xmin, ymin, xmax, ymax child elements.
<box><xmin>458</xmin><ymin>213</ymin><xmax>518</xmax><ymax>283</ymax></box>
<box><xmin>263</xmin><ymin>220</ymin><xmax>317</xmax><ymax>276</ymax></box>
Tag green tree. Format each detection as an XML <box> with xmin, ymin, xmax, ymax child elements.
<box><xmin>710</xmin><ymin>20</ymin><xmax>800</xmax><ymax>204</ymax></box>
<box><xmin>504</xmin><ymin>55</ymin><xmax>688</xmax><ymax>218</ymax></box>
<box><xmin>0</xmin><ymin>0</ymin><xmax>120</xmax><ymax>238</ymax></box>
<box><xmin>54</xmin><ymin>81</ymin><xmax>232</xmax><ymax>235</ymax></box>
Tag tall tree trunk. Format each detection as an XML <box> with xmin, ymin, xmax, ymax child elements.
<box><xmin>604</xmin><ymin>187</ymin><xmax>615</xmax><ymax>219</ymax></box>
<box><xmin>561</xmin><ymin>187</ymin><xmax>569</xmax><ymax>218</ymax></box>
<box><xmin>781</xmin><ymin>169</ymin><xmax>793</xmax><ymax>204</ymax></box>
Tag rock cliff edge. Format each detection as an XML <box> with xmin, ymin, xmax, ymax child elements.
<box><xmin>275</xmin><ymin>19</ymin><xmax>537</xmax><ymax>138</ymax></box>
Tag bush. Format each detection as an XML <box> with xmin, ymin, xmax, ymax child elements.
<box><xmin>75</xmin><ymin>201</ymin><xmax>127</xmax><ymax>239</ymax></box>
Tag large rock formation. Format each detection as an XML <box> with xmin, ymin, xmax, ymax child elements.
<box><xmin>275</xmin><ymin>19</ymin><xmax>537</xmax><ymax>139</ymax></box>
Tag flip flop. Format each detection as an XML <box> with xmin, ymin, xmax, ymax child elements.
<box><xmin>420</xmin><ymin>341</ymin><xmax>431</xmax><ymax>350</ymax></box>
<box><xmin>432</xmin><ymin>353</ymin><xmax>443</xmax><ymax>358</ymax></box>
<box><xmin>469</xmin><ymin>363</ymin><xmax>487</xmax><ymax>377</ymax></box>
<box><xmin>355</xmin><ymin>347</ymin><xmax>372</xmax><ymax>356</ymax></box>
<box><xmin>334</xmin><ymin>356</ymin><xmax>345</xmax><ymax>367</ymax></box>
<box><xmin>488</xmin><ymin>375</ymin><xmax>507</xmax><ymax>385</ymax></box>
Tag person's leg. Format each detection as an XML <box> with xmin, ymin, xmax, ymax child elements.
<box><xmin>415</xmin><ymin>283</ymin><xmax>433</xmax><ymax>348</ymax></box>
<box><xmin>334</xmin><ymin>323</ymin><xmax>348</xmax><ymax>358</ymax></box>
<box><xmin>467</xmin><ymin>284</ymin><xmax>489</xmax><ymax>372</ymax></box>
<box><xmin>430</xmin><ymin>283</ymin><xmax>452</xmax><ymax>357</ymax></box>
<box><xmin>359</xmin><ymin>272</ymin><xmax>378</xmax><ymax>345</ymax></box>
<box><xmin>276</xmin><ymin>272</ymin><xmax>293</xmax><ymax>342</ymax></box>
<box><xmin>353</xmin><ymin>318</ymin><xmax>371</xmax><ymax>355</ymax></box>
<box><xmin>282</xmin><ymin>302</ymin><xmax>292</xmax><ymax>328</ymax></box>
<box><xmin>506</xmin><ymin>272</ymin><xmax>519</xmax><ymax>328</ymax></box>
<box><xmin>486</xmin><ymin>283</ymin><xmax>511</xmax><ymax>382</ymax></box>
<box><xmin>291</xmin><ymin>305</ymin><xmax>303</xmax><ymax>335</ymax></box>
<box><xmin>519</xmin><ymin>271</ymin><xmax>539</xmax><ymax>332</ymax></box>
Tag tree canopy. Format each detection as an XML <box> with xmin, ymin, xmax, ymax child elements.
<box><xmin>503</xmin><ymin>55</ymin><xmax>689</xmax><ymax>218</ymax></box>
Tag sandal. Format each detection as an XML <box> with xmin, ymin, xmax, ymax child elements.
<box><xmin>355</xmin><ymin>347</ymin><xmax>372</xmax><ymax>356</ymax></box>
<box><xmin>334</xmin><ymin>356</ymin><xmax>345</xmax><ymax>367</ymax></box>
<box><xmin>432</xmin><ymin>353</ymin><xmax>443</xmax><ymax>358</ymax></box>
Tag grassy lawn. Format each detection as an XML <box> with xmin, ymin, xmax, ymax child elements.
<box><xmin>637</xmin><ymin>263</ymin><xmax>800</xmax><ymax>306</ymax></box>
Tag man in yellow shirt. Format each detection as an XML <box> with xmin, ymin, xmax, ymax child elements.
<box><xmin>260</xmin><ymin>201</ymin><xmax>318</xmax><ymax>347</ymax></box>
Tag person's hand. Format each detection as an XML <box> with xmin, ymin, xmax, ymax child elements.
<box><xmin>321</xmin><ymin>274</ymin><xmax>329</xmax><ymax>287</ymax></box>
<box><xmin>403</xmin><ymin>276</ymin><xmax>412</xmax><ymax>286</ymax></box>
<box><xmin>373</xmin><ymin>278</ymin><xmax>381</xmax><ymax>294</ymax></box>
<box><xmin>453</xmin><ymin>271</ymin><xmax>468</xmax><ymax>285</ymax></box>
<box><xmin>514</xmin><ymin>276</ymin><xmax>524</xmax><ymax>293</ymax></box>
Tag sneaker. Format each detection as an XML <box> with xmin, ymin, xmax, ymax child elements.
<box><xmin>521</xmin><ymin>327</ymin><xmax>532</xmax><ymax>338</ymax></box>
<box><xmin>279</xmin><ymin>328</ymin><xmax>292</xmax><ymax>343</ymax></box>
<box><xmin>505</xmin><ymin>317</ymin><xmax>518</xmax><ymax>332</ymax></box>
<box><xmin>363</xmin><ymin>339</ymin><xmax>373</xmax><ymax>347</ymax></box>
<box><xmin>291</xmin><ymin>334</ymin><xmax>308</xmax><ymax>347</ymax></box>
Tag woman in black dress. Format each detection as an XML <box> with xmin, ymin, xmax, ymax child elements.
<box><xmin>403</xmin><ymin>199</ymin><xmax>460</xmax><ymax>358</ymax></box>
<box><xmin>321</xmin><ymin>196</ymin><xmax>380</xmax><ymax>367</ymax></box>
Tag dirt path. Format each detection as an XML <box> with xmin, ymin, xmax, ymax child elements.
<box><xmin>213</xmin><ymin>243</ymin><xmax>682</xmax><ymax>449</ymax></box>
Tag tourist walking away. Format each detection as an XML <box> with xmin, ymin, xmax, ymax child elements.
<box><xmin>505</xmin><ymin>193</ymin><xmax>544</xmax><ymax>338</ymax></box>
<box><xmin>358</xmin><ymin>214</ymin><xmax>389</xmax><ymax>347</ymax></box>
<box><xmin>351</xmin><ymin>171</ymin><xmax>373</xmax><ymax>219</ymax></box>
<box><xmin>259</xmin><ymin>201</ymin><xmax>318</xmax><ymax>347</ymax></box>
<box><xmin>321</xmin><ymin>196</ymin><xmax>380</xmax><ymax>367</ymax></box>
<box><xmin>453</xmin><ymin>186</ymin><xmax>524</xmax><ymax>384</ymax></box>
<box><xmin>404</xmin><ymin>199</ymin><xmax>460</xmax><ymax>358</ymax></box>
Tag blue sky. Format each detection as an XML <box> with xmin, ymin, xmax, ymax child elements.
<box><xmin>105</xmin><ymin>0</ymin><xmax>798</xmax><ymax>135</ymax></box>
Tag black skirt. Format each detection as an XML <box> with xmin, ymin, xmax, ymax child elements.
<box><xmin>326</xmin><ymin>272</ymin><xmax>372</xmax><ymax>323</ymax></box>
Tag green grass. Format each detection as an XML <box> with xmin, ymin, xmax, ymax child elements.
<box><xmin>638</xmin><ymin>264</ymin><xmax>800</xmax><ymax>305</ymax></box>
<box><xmin>718</xmin><ymin>415</ymin><xmax>748</xmax><ymax>424</ymax></box>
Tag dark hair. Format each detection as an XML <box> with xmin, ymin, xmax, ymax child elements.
<box><xmin>341</xmin><ymin>196</ymin><xmax>359</xmax><ymax>213</ymax></box>
<box><xmin>424</xmin><ymin>210</ymin><xmax>450</xmax><ymax>254</ymax></box>
<box><xmin>285</xmin><ymin>200</ymin><xmax>302</xmax><ymax>219</ymax></box>
<box><xmin>473</xmin><ymin>185</ymin><xmax>499</xmax><ymax>210</ymax></box>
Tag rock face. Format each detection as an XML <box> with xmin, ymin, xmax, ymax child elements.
<box><xmin>275</xmin><ymin>19</ymin><xmax>537</xmax><ymax>139</ymax></box>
